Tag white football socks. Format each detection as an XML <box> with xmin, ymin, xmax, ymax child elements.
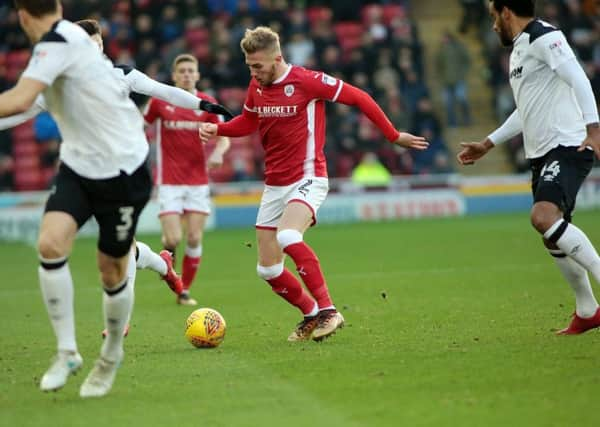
<box><xmin>125</xmin><ymin>245</ymin><xmax>137</xmax><ymax>324</ymax></box>
<box><xmin>545</xmin><ymin>220</ymin><xmax>600</xmax><ymax>285</ymax></box>
<box><xmin>38</xmin><ymin>257</ymin><xmax>77</xmax><ymax>353</ymax></box>
<box><xmin>101</xmin><ymin>277</ymin><xmax>133</xmax><ymax>363</ymax></box>
<box><xmin>136</xmin><ymin>241</ymin><xmax>167</xmax><ymax>275</ymax></box>
<box><xmin>550</xmin><ymin>250</ymin><xmax>599</xmax><ymax>318</ymax></box>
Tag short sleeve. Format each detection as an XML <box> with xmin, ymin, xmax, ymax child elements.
<box><xmin>22</xmin><ymin>41</ymin><xmax>72</xmax><ymax>86</ymax></box>
<box><xmin>143</xmin><ymin>98</ymin><xmax>160</xmax><ymax>124</ymax></box>
<box><xmin>302</xmin><ymin>71</ymin><xmax>345</xmax><ymax>102</ymax></box>
<box><xmin>531</xmin><ymin>31</ymin><xmax>576</xmax><ymax>70</ymax></box>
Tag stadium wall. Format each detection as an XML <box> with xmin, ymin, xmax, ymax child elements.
<box><xmin>3</xmin><ymin>173</ymin><xmax>600</xmax><ymax>242</ymax></box>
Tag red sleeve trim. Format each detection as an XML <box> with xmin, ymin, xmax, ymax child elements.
<box><xmin>335</xmin><ymin>83</ymin><xmax>400</xmax><ymax>142</ymax></box>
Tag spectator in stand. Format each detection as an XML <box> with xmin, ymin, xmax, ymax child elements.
<box><xmin>285</xmin><ymin>32</ymin><xmax>315</xmax><ymax>67</ymax></box>
<box><xmin>436</xmin><ymin>31</ymin><xmax>472</xmax><ymax>127</ymax></box>
<box><xmin>458</xmin><ymin>0</ymin><xmax>486</xmax><ymax>34</ymax></box>
<box><xmin>351</xmin><ymin>152</ymin><xmax>392</xmax><ymax>188</ymax></box>
<box><xmin>401</xmin><ymin>69</ymin><xmax>430</xmax><ymax>115</ymax></box>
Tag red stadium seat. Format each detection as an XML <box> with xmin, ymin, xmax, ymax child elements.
<box><xmin>334</xmin><ymin>22</ymin><xmax>364</xmax><ymax>41</ymax></box>
<box><xmin>361</xmin><ymin>4</ymin><xmax>383</xmax><ymax>26</ymax></box>
<box><xmin>6</xmin><ymin>49</ymin><xmax>30</xmax><ymax>68</ymax></box>
<box><xmin>306</xmin><ymin>6</ymin><xmax>332</xmax><ymax>26</ymax></box>
<box><xmin>13</xmin><ymin>141</ymin><xmax>39</xmax><ymax>156</ymax></box>
<box><xmin>14</xmin><ymin>168</ymin><xmax>43</xmax><ymax>191</ymax></box>
<box><xmin>14</xmin><ymin>153</ymin><xmax>40</xmax><ymax>170</ymax></box>
<box><xmin>12</xmin><ymin>122</ymin><xmax>35</xmax><ymax>141</ymax></box>
<box><xmin>218</xmin><ymin>87</ymin><xmax>247</xmax><ymax>105</ymax></box>
<box><xmin>192</xmin><ymin>43</ymin><xmax>211</xmax><ymax>63</ymax></box>
<box><xmin>5</xmin><ymin>65</ymin><xmax>22</xmax><ymax>83</ymax></box>
<box><xmin>185</xmin><ymin>28</ymin><xmax>209</xmax><ymax>46</ymax></box>
<box><xmin>382</xmin><ymin>4</ymin><xmax>406</xmax><ymax>25</ymax></box>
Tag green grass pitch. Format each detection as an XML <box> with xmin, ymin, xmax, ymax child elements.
<box><xmin>2</xmin><ymin>211</ymin><xmax>600</xmax><ymax>427</ymax></box>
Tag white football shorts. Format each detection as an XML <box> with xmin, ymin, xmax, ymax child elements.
<box><xmin>256</xmin><ymin>177</ymin><xmax>329</xmax><ymax>229</ymax></box>
<box><xmin>158</xmin><ymin>184</ymin><xmax>211</xmax><ymax>216</ymax></box>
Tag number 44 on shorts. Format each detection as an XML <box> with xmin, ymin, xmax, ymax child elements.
<box><xmin>541</xmin><ymin>161</ymin><xmax>560</xmax><ymax>182</ymax></box>
<box><xmin>116</xmin><ymin>206</ymin><xmax>134</xmax><ymax>241</ymax></box>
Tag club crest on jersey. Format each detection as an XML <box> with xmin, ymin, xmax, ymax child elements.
<box><xmin>284</xmin><ymin>84</ymin><xmax>295</xmax><ymax>97</ymax></box>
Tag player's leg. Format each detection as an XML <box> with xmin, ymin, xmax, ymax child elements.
<box><xmin>38</xmin><ymin>164</ymin><xmax>90</xmax><ymax>392</ymax></box>
<box><xmin>256</xmin><ymin>228</ymin><xmax>319</xmax><ymax>341</ymax></box>
<box><xmin>276</xmin><ymin>178</ymin><xmax>344</xmax><ymax>341</ymax></box>
<box><xmin>255</xmin><ymin>184</ymin><xmax>318</xmax><ymax>341</ymax></box>
<box><xmin>135</xmin><ymin>240</ymin><xmax>183</xmax><ymax>295</ymax></box>
<box><xmin>178</xmin><ymin>185</ymin><xmax>211</xmax><ymax>304</ymax></box>
<box><xmin>80</xmin><ymin>164</ymin><xmax>151</xmax><ymax>398</ymax></box>
<box><xmin>158</xmin><ymin>184</ymin><xmax>184</xmax><ymax>264</ymax></box>
<box><xmin>102</xmin><ymin>243</ymin><xmax>138</xmax><ymax>339</ymax></box>
<box><xmin>178</xmin><ymin>212</ymin><xmax>206</xmax><ymax>305</ymax></box>
<box><xmin>277</xmin><ymin>202</ymin><xmax>344</xmax><ymax>341</ymax></box>
<box><xmin>529</xmin><ymin>147</ymin><xmax>600</xmax><ymax>333</ymax></box>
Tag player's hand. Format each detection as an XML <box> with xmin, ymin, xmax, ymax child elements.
<box><xmin>199</xmin><ymin>100</ymin><xmax>234</xmax><ymax>121</ymax></box>
<box><xmin>457</xmin><ymin>139</ymin><xmax>494</xmax><ymax>165</ymax></box>
<box><xmin>578</xmin><ymin>124</ymin><xmax>600</xmax><ymax>159</ymax></box>
<box><xmin>207</xmin><ymin>151</ymin><xmax>224</xmax><ymax>169</ymax></box>
<box><xmin>392</xmin><ymin>132</ymin><xmax>429</xmax><ymax>150</ymax></box>
<box><xmin>199</xmin><ymin>123</ymin><xmax>218</xmax><ymax>143</ymax></box>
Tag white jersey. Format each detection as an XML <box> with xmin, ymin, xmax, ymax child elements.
<box><xmin>509</xmin><ymin>19</ymin><xmax>587</xmax><ymax>159</ymax></box>
<box><xmin>22</xmin><ymin>20</ymin><xmax>148</xmax><ymax>179</ymax></box>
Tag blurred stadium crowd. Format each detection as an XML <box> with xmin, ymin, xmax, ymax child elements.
<box><xmin>0</xmin><ymin>0</ymin><xmax>598</xmax><ymax>191</ymax></box>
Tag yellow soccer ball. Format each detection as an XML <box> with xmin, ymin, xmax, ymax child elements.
<box><xmin>184</xmin><ymin>308</ymin><xmax>226</xmax><ymax>348</ymax></box>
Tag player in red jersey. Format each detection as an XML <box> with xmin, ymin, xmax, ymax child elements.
<box><xmin>200</xmin><ymin>27</ymin><xmax>428</xmax><ymax>341</ymax></box>
<box><xmin>145</xmin><ymin>54</ymin><xmax>230</xmax><ymax>306</ymax></box>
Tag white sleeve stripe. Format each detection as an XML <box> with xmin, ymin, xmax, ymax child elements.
<box><xmin>332</xmin><ymin>81</ymin><xmax>344</xmax><ymax>102</ymax></box>
<box><xmin>244</xmin><ymin>104</ymin><xmax>256</xmax><ymax>113</ymax></box>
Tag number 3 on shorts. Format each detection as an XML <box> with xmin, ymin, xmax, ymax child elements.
<box><xmin>116</xmin><ymin>206</ymin><xmax>134</xmax><ymax>241</ymax></box>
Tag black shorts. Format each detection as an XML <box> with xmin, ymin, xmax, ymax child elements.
<box><xmin>45</xmin><ymin>162</ymin><xmax>152</xmax><ymax>257</ymax></box>
<box><xmin>530</xmin><ymin>145</ymin><xmax>594</xmax><ymax>222</ymax></box>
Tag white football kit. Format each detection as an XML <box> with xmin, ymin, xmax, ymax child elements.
<box><xmin>21</xmin><ymin>20</ymin><xmax>149</xmax><ymax>179</ymax></box>
<box><xmin>488</xmin><ymin>19</ymin><xmax>599</xmax><ymax>159</ymax></box>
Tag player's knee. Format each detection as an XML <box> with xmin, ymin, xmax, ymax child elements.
<box><xmin>187</xmin><ymin>234</ymin><xmax>202</xmax><ymax>248</ymax></box>
<box><xmin>99</xmin><ymin>264</ymin><xmax>126</xmax><ymax>288</ymax></box>
<box><xmin>256</xmin><ymin>262</ymin><xmax>284</xmax><ymax>281</ymax></box>
<box><xmin>276</xmin><ymin>229</ymin><xmax>303</xmax><ymax>249</ymax></box>
<box><xmin>531</xmin><ymin>202</ymin><xmax>563</xmax><ymax>233</ymax></box>
<box><xmin>530</xmin><ymin>207</ymin><xmax>558</xmax><ymax>234</ymax></box>
<box><xmin>37</xmin><ymin>233</ymin><xmax>67</xmax><ymax>259</ymax></box>
<box><xmin>162</xmin><ymin>234</ymin><xmax>181</xmax><ymax>250</ymax></box>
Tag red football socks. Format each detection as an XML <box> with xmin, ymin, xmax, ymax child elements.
<box><xmin>267</xmin><ymin>268</ymin><xmax>316</xmax><ymax>315</ymax></box>
<box><xmin>182</xmin><ymin>255</ymin><xmax>201</xmax><ymax>291</ymax></box>
<box><xmin>284</xmin><ymin>241</ymin><xmax>333</xmax><ymax>309</ymax></box>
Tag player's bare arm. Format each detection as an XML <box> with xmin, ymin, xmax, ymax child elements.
<box><xmin>579</xmin><ymin>123</ymin><xmax>600</xmax><ymax>159</ymax></box>
<box><xmin>0</xmin><ymin>77</ymin><xmax>46</xmax><ymax>117</ymax></box>
<box><xmin>457</xmin><ymin>139</ymin><xmax>495</xmax><ymax>166</ymax></box>
<box><xmin>207</xmin><ymin>136</ymin><xmax>231</xmax><ymax>169</ymax></box>
<box><xmin>393</xmin><ymin>133</ymin><xmax>429</xmax><ymax>150</ymax></box>
<box><xmin>199</xmin><ymin>123</ymin><xmax>218</xmax><ymax>143</ymax></box>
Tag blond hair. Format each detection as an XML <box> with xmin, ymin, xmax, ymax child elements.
<box><xmin>240</xmin><ymin>26</ymin><xmax>281</xmax><ymax>55</ymax></box>
<box><xmin>172</xmin><ymin>54</ymin><xmax>198</xmax><ymax>71</ymax></box>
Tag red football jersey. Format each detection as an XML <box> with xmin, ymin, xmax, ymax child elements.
<box><xmin>243</xmin><ymin>65</ymin><xmax>344</xmax><ymax>186</ymax></box>
<box><xmin>144</xmin><ymin>91</ymin><xmax>221</xmax><ymax>185</ymax></box>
